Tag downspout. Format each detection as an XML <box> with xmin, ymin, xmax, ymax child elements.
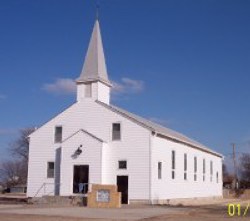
<box><xmin>149</xmin><ymin>131</ymin><xmax>156</xmax><ymax>204</ymax></box>
<box><xmin>100</xmin><ymin>143</ymin><xmax>103</xmax><ymax>184</ymax></box>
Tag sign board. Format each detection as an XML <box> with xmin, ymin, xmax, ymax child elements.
<box><xmin>96</xmin><ymin>189</ymin><xmax>110</xmax><ymax>202</ymax></box>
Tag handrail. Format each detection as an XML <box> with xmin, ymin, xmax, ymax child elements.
<box><xmin>33</xmin><ymin>182</ymin><xmax>61</xmax><ymax>198</ymax></box>
<box><xmin>33</xmin><ymin>182</ymin><xmax>45</xmax><ymax>198</ymax></box>
<box><xmin>33</xmin><ymin>182</ymin><xmax>92</xmax><ymax>197</ymax></box>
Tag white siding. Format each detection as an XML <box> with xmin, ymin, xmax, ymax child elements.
<box><xmin>27</xmin><ymin>100</ymin><xmax>150</xmax><ymax>200</ymax></box>
<box><xmin>97</xmin><ymin>82</ymin><xmax>110</xmax><ymax>104</ymax></box>
<box><xmin>151</xmin><ymin>135</ymin><xmax>223</xmax><ymax>201</ymax></box>
<box><xmin>77</xmin><ymin>82</ymin><xmax>110</xmax><ymax>104</ymax></box>
<box><xmin>60</xmin><ymin>130</ymin><xmax>103</xmax><ymax>196</ymax></box>
<box><xmin>27</xmin><ymin>130</ymin><xmax>58</xmax><ymax>197</ymax></box>
<box><xmin>27</xmin><ymin>104</ymin><xmax>77</xmax><ymax>197</ymax></box>
<box><xmin>27</xmin><ymin>98</ymin><xmax>222</xmax><ymax>201</ymax></box>
<box><xmin>76</xmin><ymin>84</ymin><xmax>85</xmax><ymax>102</ymax></box>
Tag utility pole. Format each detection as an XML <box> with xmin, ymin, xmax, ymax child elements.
<box><xmin>231</xmin><ymin>143</ymin><xmax>238</xmax><ymax>189</ymax></box>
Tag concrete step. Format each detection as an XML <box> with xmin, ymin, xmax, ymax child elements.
<box><xmin>0</xmin><ymin>196</ymin><xmax>28</xmax><ymax>204</ymax></box>
<box><xmin>31</xmin><ymin>196</ymin><xmax>87</xmax><ymax>206</ymax></box>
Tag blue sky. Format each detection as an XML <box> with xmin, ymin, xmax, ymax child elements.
<box><xmin>0</xmin><ymin>0</ymin><xmax>249</xmax><ymax>163</ymax></box>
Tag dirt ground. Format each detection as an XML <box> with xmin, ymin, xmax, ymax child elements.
<box><xmin>143</xmin><ymin>205</ymin><xmax>250</xmax><ymax>221</ymax></box>
<box><xmin>1</xmin><ymin>214</ymin><xmax>87</xmax><ymax>221</ymax></box>
<box><xmin>0</xmin><ymin>200</ymin><xmax>249</xmax><ymax>221</ymax></box>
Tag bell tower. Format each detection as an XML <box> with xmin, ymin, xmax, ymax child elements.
<box><xmin>76</xmin><ymin>19</ymin><xmax>112</xmax><ymax>104</ymax></box>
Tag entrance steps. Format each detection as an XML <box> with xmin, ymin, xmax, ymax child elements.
<box><xmin>31</xmin><ymin>195</ymin><xmax>87</xmax><ymax>206</ymax></box>
<box><xmin>0</xmin><ymin>194</ymin><xmax>28</xmax><ymax>204</ymax></box>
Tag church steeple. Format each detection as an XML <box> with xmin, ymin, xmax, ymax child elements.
<box><xmin>77</xmin><ymin>18</ymin><xmax>111</xmax><ymax>104</ymax></box>
<box><xmin>77</xmin><ymin>19</ymin><xmax>111</xmax><ymax>86</ymax></box>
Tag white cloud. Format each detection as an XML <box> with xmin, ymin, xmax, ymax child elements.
<box><xmin>42</xmin><ymin>77</ymin><xmax>144</xmax><ymax>97</ymax></box>
<box><xmin>112</xmin><ymin>78</ymin><xmax>144</xmax><ymax>95</ymax></box>
<box><xmin>42</xmin><ymin>78</ymin><xmax>76</xmax><ymax>95</ymax></box>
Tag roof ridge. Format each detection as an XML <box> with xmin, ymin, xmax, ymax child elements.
<box><xmin>96</xmin><ymin>100</ymin><xmax>222</xmax><ymax>157</ymax></box>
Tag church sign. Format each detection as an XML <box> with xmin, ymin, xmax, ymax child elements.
<box><xmin>96</xmin><ymin>189</ymin><xmax>110</xmax><ymax>202</ymax></box>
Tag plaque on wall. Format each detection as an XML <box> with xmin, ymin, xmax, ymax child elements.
<box><xmin>96</xmin><ymin>189</ymin><xmax>110</xmax><ymax>202</ymax></box>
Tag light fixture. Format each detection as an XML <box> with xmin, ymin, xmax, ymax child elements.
<box><xmin>75</xmin><ymin>145</ymin><xmax>83</xmax><ymax>155</ymax></box>
<box><xmin>71</xmin><ymin>145</ymin><xmax>83</xmax><ymax>159</ymax></box>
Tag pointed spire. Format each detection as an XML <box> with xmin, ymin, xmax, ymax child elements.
<box><xmin>77</xmin><ymin>19</ymin><xmax>111</xmax><ymax>86</ymax></box>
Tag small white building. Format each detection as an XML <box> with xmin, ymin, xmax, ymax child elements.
<box><xmin>27</xmin><ymin>19</ymin><xmax>223</xmax><ymax>204</ymax></box>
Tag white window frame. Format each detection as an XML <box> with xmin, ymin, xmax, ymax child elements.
<box><xmin>184</xmin><ymin>153</ymin><xmax>187</xmax><ymax>180</ymax></box>
<box><xmin>84</xmin><ymin>84</ymin><xmax>92</xmax><ymax>98</ymax></box>
<box><xmin>194</xmin><ymin>156</ymin><xmax>197</xmax><ymax>181</ymax></box>
<box><xmin>118</xmin><ymin>160</ymin><xmax>127</xmax><ymax>170</ymax></box>
<box><xmin>54</xmin><ymin>126</ymin><xmax>63</xmax><ymax>143</ymax></box>
<box><xmin>210</xmin><ymin>161</ymin><xmax>213</xmax><ymax>182</ymax></box>
<box><xmin>171</xmin><ymin>150</ymin><xmax>175</xmax><ymax>180</ymax></box>
<box><xmin>47</xmin><ymin>161</ymin><xmax>55</xmax><ymax>179</ymax></box>
<box><xmin>158</xmin><ymin>162</ymin><xmax>162</xmax><ymax>180</ymax></box>
<box><xmin>112</xmin><ymin>122</ymin><xmax>121</xmax><ymax>141</ymax></box>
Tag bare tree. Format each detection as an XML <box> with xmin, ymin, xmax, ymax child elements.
<box><xmin>9</xmin><ymin>128</ymin><xmax>35</xmax><ymax>161</ymax></box>
<box><xmin>0</xmin><ymin>128</ymin><xmax>35</xmax><ymax>188</ymax></box>
<box><xmin>223</xmin><ymin>163</ymin><xmax>228</xmax><ymax>178</ymax></box>
<box><xmin>239</xmin><ymin>153</ymin><xmax>250</xmax><ymax>182</ymax></box>
<box><xmin>222</xmin><ymin>163</ymin><xmax>234</xmax><ymax>188</ymax></box>
<box><xmin>0</xmin><ymin>160</ymin><xmax>27</xmax><ymax>187</ymax></box>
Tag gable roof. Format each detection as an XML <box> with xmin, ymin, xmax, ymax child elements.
<box><xmin>62</xmin><ymin>129</ymin><xmax>105</xmax><ymax>143</ymax></box>
<box><xmin>96</xmin><ymin>100</ymin><xmax>222</xmax><ymax>158</ymax></box>
<box><xmin>77</xmin><ymin>19</ymin><xmax>111</xmax><ymax>86</ymax></box>
<box><xmin>28</xmin><ymin>103</ymin><xmax>76</xmax><ymax>138</ymax></box>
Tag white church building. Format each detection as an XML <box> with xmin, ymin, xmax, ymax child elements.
<box><xmin>27</xmin><ymin>18</ymin><xmax>223</xmax><ymax>204</ymax></box>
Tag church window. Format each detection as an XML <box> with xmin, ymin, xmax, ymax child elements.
<box><xmin>54</xmin><ymin>126</ymin><xmax>62</xmax><ymax>143</ymax></box>
<box><xmin>203</xmin><ymin>159</ymin><xmax>206</xmax><ymax>181</ymax></box>
<box><xmin>194</xmin><ymin>156</ymin><xmax>197</xmax><ymax>181</ymax></box>
<box><xmin>184</xmin><ymin>153</ymin><xmax>187</xmax><ymax>180</ymax></box>
<box><xmin>112</xmin><ymin>123</ymin><xmax>121</xmax><ymax>140</ymax></box>
<box><xmin>118</xmin><ymin>160</ymin><xmax>127</xmax><ymax>169</ymax></box>
<box><xmin>47</xmin><ymin>162</ymin><xmax>54</xmax><ymax>178</ymax></box>
<box><xmin>172</xmin><ymin>150</ymin><xmax>175</xmax><ymax>179</ymax></box>
<box><xmin>85</xmin><ymin>84</ymin><xmax>92</xmax><ymax>97</ymax></box>
<box><xmin>158</xmin><ymin>162</ymin><xmax>162</xmax><ymax>179</ymax></box>
<box><xmin>210</xmin><ymin>161</ymin><xmax>213</xmax><ymax>182</ymax></box>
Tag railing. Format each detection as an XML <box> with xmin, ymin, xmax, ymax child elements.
<box><xmin>33</xmin><ymin>182</ymin><xmax>61</xmax><ymax>198</ymax></box>
<box><xmin>33</xmin><ymin>182</ymin><xmax>93</xmax><ymax>198</ymax></box>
